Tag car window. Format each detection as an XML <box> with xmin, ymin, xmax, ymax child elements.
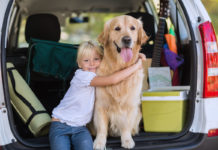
<box><xmin>17</xmin><ymin>13</ymin><xmax>122</xmax><ymax>47</ymax></box>
<box><xmin>17</xmin><ymin>17</ymin><xmax>27</xmax><ymax>48</ymax></box>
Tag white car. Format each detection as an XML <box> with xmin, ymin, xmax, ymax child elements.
<box><xmin>1</xmin><ymin>0</ymin><xmax>218</xmax><ymax>149</ymax></box>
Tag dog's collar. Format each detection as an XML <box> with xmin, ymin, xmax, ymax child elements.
<box><xmin>113</xmin><ymin>41</ymin><xmax>121</xmax><ymax>53</ymax></box>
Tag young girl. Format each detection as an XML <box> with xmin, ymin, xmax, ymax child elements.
<box><xmin>49</xmin><ymin>40</ymin><xmax>145</xmax><ymax>150</ymax></box>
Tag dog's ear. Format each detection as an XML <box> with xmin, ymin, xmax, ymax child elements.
<box><xmin>98</xmin><ymin>31</ymin><xmax>105</xmax><ymax>46</ymax></box>
<box><xmin>98</xmin><ymin>19</ymin><xmax>111</xmax><ymax>46</ymax></box>
<box><xmin>137</xmin><ymin>19</ymin><xmax>149</xmax><ymax>45</ymax></box>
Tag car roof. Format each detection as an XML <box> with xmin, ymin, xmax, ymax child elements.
<box><xmin>16</xmin><ymin>0</ymin><xmax>146</xmax><ymax>14</ymax></box>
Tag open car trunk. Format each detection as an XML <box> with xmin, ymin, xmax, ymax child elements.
<box><xmin>3</xmin><ymin>0</ymin><xmax>198</xmax><ymax>149</ymax></box>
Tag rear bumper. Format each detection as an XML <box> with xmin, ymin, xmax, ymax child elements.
<box><xmin>106</xmin><ymin>133</ymin><xmax>218</xmax><ymax>150</ymax></box>
<box><xmin>2</xmin><ymin>133</ymin><xmax>218</xmax><ymax>150</ymax></box>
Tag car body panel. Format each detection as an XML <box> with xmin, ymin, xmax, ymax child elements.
<box><xmin>1</xmin><ymin>0</ymin><xmax>218</xmax><ymax>149</ymax></box>
<box><xmin>0</xmin><ymin>0</ymin><xmax>16</xmax><ymax>146</ymax></box>
<box><xmin>182</xmin><ymin>0</ymin><xmax>218</xmax><ymax>134</ymax></box>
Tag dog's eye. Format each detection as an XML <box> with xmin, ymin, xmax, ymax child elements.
<box><xmin>130</xmin><ymin>26</ymin><xmax>135</xmax><ymax>30</ymax></box>
<box><xmin>115</xmin><ymin>27</ymin><xmax>121</xmax><ymax>31</ymax></box>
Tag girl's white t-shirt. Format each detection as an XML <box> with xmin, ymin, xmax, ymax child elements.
<box><xmin>52</xmin><ymin>69</ymin><xmax>96</xmax><ymax>127</ymax></box>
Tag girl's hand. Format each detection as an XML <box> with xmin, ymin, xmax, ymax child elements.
<box><xmin>135</xmin><ymin>58</ymin><xmax>143</xmax><ymax>69</ymax></box>
<box><xmin>138</xmin><ymin>53</ymin><xmax>146</xmax><ymax>61</ymax></box>
<box><xmin>135</xmin><ymin>53</ymin><xmax>146</xmax><ymax>69</ymax></box>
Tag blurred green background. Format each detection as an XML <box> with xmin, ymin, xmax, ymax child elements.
<box><xmin>18</xmin><ymin>1</ymin><xmax>218</xmax><ymax>47</ymax></box>
<box><xmin>202</xmin><ymin>0</ymin><xmax>218</xmax><ymax>36</ymax></box>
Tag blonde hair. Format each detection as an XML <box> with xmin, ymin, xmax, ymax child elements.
<box><xmin>77</xmin><ymin>40</ymin><xmax>103</xmax><ymax>65</ymax></box>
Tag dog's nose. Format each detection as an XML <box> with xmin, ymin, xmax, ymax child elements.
<box><xmin>122</xmin><ymin>36</ymin><xmax>131</xmax><ymax>46</ymax></box>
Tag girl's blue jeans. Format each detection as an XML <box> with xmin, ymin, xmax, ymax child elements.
<box><xmin>49</xmin><ymin>121</ymin><xmax>93</xmax><ymax>150</ymax></box>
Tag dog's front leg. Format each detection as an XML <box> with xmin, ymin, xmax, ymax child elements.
<box><xmin>93</xmin><ymin>106</ymin><xmax>108</xmax><ymax>150</ymax></box>
<box><xmin>120</xmin><ymin>124</ymin><xmax>135</xmax><ymax>149</ymax></box>
<box><xmin>120</xmin><ymin>106</ymin><xmax>140</xmax><ymax>149</ymax></box>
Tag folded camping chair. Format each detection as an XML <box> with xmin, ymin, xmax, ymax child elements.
<box><xmin>24</xmin><ymin>14</ymin><xmax>78</xmax><ymax>114</ymax></box>
<box><xmin>26</xmin><ymin>38</ymin><xmax>78</xmax><ymax>84</ymax></box>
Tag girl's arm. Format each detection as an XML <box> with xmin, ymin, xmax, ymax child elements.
<box><xmin>90</xmin><ymin>58</ymin><xmax>143</xmax><ymax>87</ymax></box>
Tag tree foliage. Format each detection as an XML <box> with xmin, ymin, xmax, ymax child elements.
<box><xmin>202</xmin><ymin>0</ymin><xmax>218</xmax><ymax>34</ymax></box>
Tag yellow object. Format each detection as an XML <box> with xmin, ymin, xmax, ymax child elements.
<box><xmin>141</xmin><ymin>91</ymin><xmax>187</xmax><ymax>132</ymax></box>
<box><xmin>7</xmin><ymin>63</ymin><xmax>51</xmax><ymax>137</ymax></box>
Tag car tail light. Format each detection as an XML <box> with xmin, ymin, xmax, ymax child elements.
<box><xmin>199</xmin><ymin>21</ymin><xmax>218</xmax><ymax>98</ymax></box>
<box><xmin>208</xmin><ymin>128</ymin><xmax>218</xmax><ymax>137</ymax></box>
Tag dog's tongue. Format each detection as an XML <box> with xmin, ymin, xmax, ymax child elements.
<box><xmin>120</xmin><ymin>48</ymin><xmax>133</xmax><ymax>62</ymax></box>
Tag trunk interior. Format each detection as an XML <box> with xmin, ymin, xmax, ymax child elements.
<box><xmin>4</xmin><ymin>0</ymin><xmax>196</xmax><ymax>149</ymax></box>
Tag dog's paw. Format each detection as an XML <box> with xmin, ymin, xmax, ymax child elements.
<box><xmin>93</xmin><ymin>138</ymin><xmax>106</xmax><ymax>150</ymax></box>
<box><xmin>121</xmin><ymin>137</ymin><xmax>135</xmax><ymax>149</ymax></box>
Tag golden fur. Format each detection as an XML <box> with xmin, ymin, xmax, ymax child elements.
<box><xmin>93</xmin><ymin>15</ymin><xmax>148</xmax><ymax>149</ymax></box>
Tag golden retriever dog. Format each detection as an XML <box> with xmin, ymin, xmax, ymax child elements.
<box><xmin>93</xmin><ymin>15</ymin><xmax>148</xmax><ymax>149</ymax></box>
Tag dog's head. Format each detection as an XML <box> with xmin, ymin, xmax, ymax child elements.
<box><xmin>98</xmin><ymin>15</ymin><xmax>148</xmax><ymax>64</ymax></box>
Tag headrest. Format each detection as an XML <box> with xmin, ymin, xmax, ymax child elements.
<box><xmin>126</xmin><ymin>12</ymin><xmax>155</xmax><ymax>39</ymax></box>
<box><xmin>126</xmin><ymin>12</ymin><xmax>156</xmax><ymax>58</ymax></box>
<box><xmin>25</xmin><ymin>13</ymin><xmax>61</xmax><ymax>43</ymax></box>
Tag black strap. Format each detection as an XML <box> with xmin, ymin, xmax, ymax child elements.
<box><xmin>7</xmin><ymin>67</ymin><xmax>48</xmax><ymax>126</ymax></box>
<box><xmin>26</xmin><ymin>110</ymin><xmax>47</xmax><ymax>126</ymax></box>
<box><xmin>7</xmin><ymin>67</ymin><xmax>16</xmax><ymax>71</ymax></box>
<box><xmin>176</xmin><ymin>0</ymin><xmax>182</xmax><ymax>54</ymax></box>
